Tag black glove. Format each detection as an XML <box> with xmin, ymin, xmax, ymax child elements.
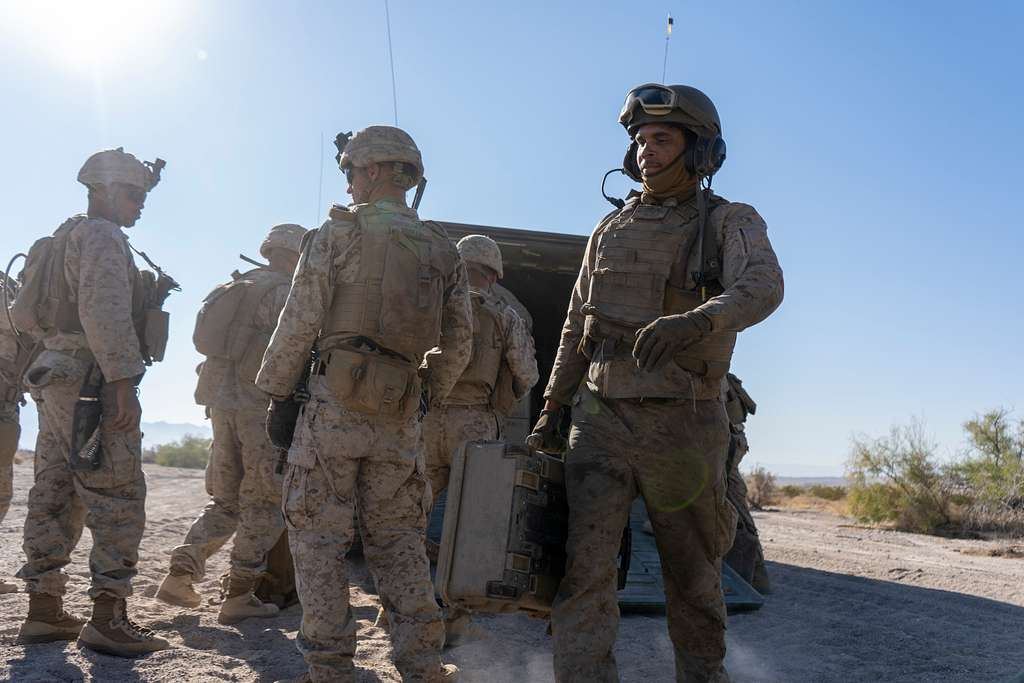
<box><xmin>632</xmin><ymin>312</ymin><xmax>711</xmax><ymax>372</ymax></box>
<box><xmin>266</xmin><ymin>397</ymin><xmax>301</xmax><ymax>451</ymax></box>
<box><xmin>526</xmin><ymin>408</ymin><xmax>566</xmax><ymax>455</ymax></box>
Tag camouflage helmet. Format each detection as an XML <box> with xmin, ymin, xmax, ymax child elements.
<box><xmin>618</xmin><ymin>84</ymin><xmax>722</xmax><ymax>139</ymax></box>
<box><xmin>456</xmin><ymin>234</ymin><xmax>503</xmax><ymax>279</ymax></box>
<box><xmin>78</xmin><ymin>147</ymin><xmax>164</xmax><ymax>191</ymax></box>
<box><xmin>337</xmin><ymin>126</ymin><xmax>424</xmax><ymax>191</ymax></box>
<box><xmin>260</xmin><ymin>223</ymin><xmax>307</xmax><ymax>258</ymax></box>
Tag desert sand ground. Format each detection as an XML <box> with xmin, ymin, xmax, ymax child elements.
<box><xmin>2</xmin><ymin>457</ymin><xmax>1023</xmax><ymax>683</ymax></box>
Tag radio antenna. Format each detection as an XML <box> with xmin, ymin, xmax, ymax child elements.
<box><xmin>662</xmin><ymin>13</ymin><xmax>674</xmax><ymax>82</ymax></box>
<box><xmin>384</xmin><ymin>0</ymin><xmax>399</xmax><ymax>125</ymax></box>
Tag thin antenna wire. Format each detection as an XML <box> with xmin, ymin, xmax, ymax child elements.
<box><xmin>384</xmin><ymin>0</ymin><xmax>399</xmax><ymax>125</ymax></box>
<box><xmin>316</xmin><ymin>131</ymin><xmax>324</xmax><ymax>225</ymax></box>
<box><xmin>662</xmin><ymin>13</ymin><xmax>673</xmax><ymax>82</ymax></box>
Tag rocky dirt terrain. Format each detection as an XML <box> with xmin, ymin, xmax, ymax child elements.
<box><xmin>2</xmin><ymin>458</ymin><xmax>1023</xmax><ymax>682</ymax></box>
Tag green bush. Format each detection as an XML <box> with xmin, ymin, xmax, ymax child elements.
<box><xmin>779</xmin><ymin>484</ymin><xmax>804</xmax><ymax>498</ymax></box>
<box><xmin>947</xmin><ymin>409</ymin><xmax>1024</xmax><ymax>532</ymax></box>
<box><xmin>846</xmin><ymin>482</ymin><xmax>902</xmax><ymax>523</ymax></box>
<box><xmin>149</xmin><ymin>435</ymin><xmax>211</xmax><ymax>470</ymax></box>
<box><xmin>846</xmin><ymin>411</ymin><xmax>1024</xmax><ymax>535</ymax></box>
<box><xmin>846</xmin><ymin>420</ymin><xmax>951</xmax><ymax>533</ymax></box>
<box><xmin>807</xmin><ymin>484</ymin><xmax>847</xmax><ymax>501</ymax></box>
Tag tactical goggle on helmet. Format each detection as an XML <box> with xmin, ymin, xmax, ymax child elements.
<box><xmin>619</xmin><ymin>84</ymin><xmax>722</xmax><ymax>136</ymax></box>
<box><xmin>618</xmin><ymin>83</ymin><xmax>726</xmax><ymax>179</ymax></box>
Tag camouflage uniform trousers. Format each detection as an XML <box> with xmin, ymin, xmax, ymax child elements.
<box><xmin>283</xmin><ymin>377</ymin><xmax>443</xmax><ymax>683</ymax></box>
<box><xmin>0</xmin><ymin>399</ymin><xmax>19</xmax><ymax>523</ymax></box>
<box><xmin>169</xmin><ymin>406</ymin><xmax>285</xmax><ymax>582</ymax></box>
<box><xmin>723</xmin><ymin>429</ymin><xmax>765</xmax><ymax>586</ymax></box>
<box><xmin>552</xmin><ymin>384</ymin><xmax>738</xmax><ymax>683</ymax></box>
<box><xmin>421</xmin><ymin>404</ymin><xmax>499</xmax><ymax>501</ymax></box>
<box><xmin>17</xmin><ymin>355</ymin><xmax>144</xmax><ymax>599</ymax></box>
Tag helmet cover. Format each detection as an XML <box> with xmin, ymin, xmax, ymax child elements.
<box><xmin>456</xmin><ymin>234</ymin><xmax>503</xmax><ymax>279</ymax></box>
<box><xmin>78</xmin><ymin>148</ymin><xmax>163</xmax><ymax>191</ymax></box>
<box><xmin>338</xmin><ymin>126</ymin><xmax>423</xmax><ymax>191</ymax></box>
<box><xmin>260</xmin><ymin>223</ymin><xmax>307</xmax><ymax>258</ymax></box>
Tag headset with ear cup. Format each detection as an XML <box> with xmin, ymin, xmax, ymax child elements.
<box><xmin>685</xmin><ymin>133</ymin><xmax>726</xmax><ymax>179</ymax></box>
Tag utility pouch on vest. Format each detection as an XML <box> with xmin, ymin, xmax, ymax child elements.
<box><xmin>490</xmin><ymin>362</ymin><xmax>518</xmax><ymax>416</ymax></box>
<box><xmin>70</xmin><ymin>363</ymin><xmax>104</xmax><ymax>471</ymax></box>
<box><xmin>235</xmin><ymin>330</ymin><xmax>272</xmax><ymax>385</ymax></box>
<box><xmin>324</xmin><ymin>347</ymin><xmax>419</xmax><ymax>419</ymax></box>
<box><xmin>142</xmin><ymin>309</ymin><xmax>170</xmax><ymax>363</ymax></box>
<box><xmin>672</xmin><ymin>353</ymin><xmax>730</xmax><ymax>381</ymax></box>
<box><xmin>580</xmin><ymin>313</ymin><xmax>637</xmax><ymax>360</ymax></box>
<box><xmin>725</xmin><ymin>373</ymin><xmax>757</xmax><ymax>422</ymax></box>
<box><xmin>1</xmin><ymin>380</ymin><xmax>19</xmax><ymax>404</ymax></box>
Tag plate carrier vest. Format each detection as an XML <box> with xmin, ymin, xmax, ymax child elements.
<box><xmin>581</xmin><ymin>194</ymin><xmax>737</xmax><ymax>399</ymax></box>
<box><xmin>320</xmin><ymin>202</ymin><xmax>457</xmax><ymax>363</ymax></box>
<box><xmin>446</xmin><ymin>290</ymin><xmax>505</xmax><ymax>406</ymax></box>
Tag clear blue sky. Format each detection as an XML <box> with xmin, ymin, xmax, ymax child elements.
<box><xmin>2</xmin><ymin>1</ymin><xmax>1021</xmax><ymax>476</ymax></box>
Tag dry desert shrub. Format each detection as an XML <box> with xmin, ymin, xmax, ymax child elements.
<box><xmin>847</xmin><ymin>411</ymin><xmax>1024</xmax><ymax>536</ymax></box>
<box><xmin>744</xmin><ymin>465</ymin><xmax>777</xmax><ymax>510</ymax></box>
<box><xmin>779</xmin><ymin>484</ymin><xmax>803</xmax><ymax>498</ymax></box>
<box><xmin>846</xmin><ymin>419</ymin><xmax>951</xmax><ymax>533</ymax></box>
<box><xmin>144</xmin><ymin>434</ymin><xmax>212</xmax><ymax>469</ymax></box>
<box><xmin>946</xmin><ymin>409</ymin><xmax>1024</xmax><ymax>534</ymax></box>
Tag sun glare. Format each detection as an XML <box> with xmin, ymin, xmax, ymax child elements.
<box><xmin>3</xmin><ymin>0</ymin><xmax>181</xmax><ymax>73</ymax></box>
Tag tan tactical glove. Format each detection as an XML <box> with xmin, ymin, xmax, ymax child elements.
<box><xmin>526</xmin><ymin>408</ymin><xmax>566</xmax><ymax>455</ymax></box>
<box><xmin>632</xmin><ymin>311</ymin><xmax>711</xmax><ymax>372</ymax></box>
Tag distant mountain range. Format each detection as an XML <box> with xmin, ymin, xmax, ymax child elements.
<box><xmin>17</xmin><ymin>404</ymin><xmax>211</xmax><ymax>450</ymax></box>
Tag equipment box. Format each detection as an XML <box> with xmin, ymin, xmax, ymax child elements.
<box><xmin>435</xmin><ymin>440</ymin><xmax>568</xmax><ymax>616</ymax></box>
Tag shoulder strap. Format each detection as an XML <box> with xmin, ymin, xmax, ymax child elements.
<box><xmin>329</xmin><ymin>203</ymin><xmax>351</xmax><ymax>221</ymax></box>
<box><xmin>696</xmin><ymin>192</ymin><xmax>731</xmax><ymax>295</ymax></box>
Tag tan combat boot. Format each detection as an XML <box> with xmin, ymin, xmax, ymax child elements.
<box><xmin>77</xmin><ymin>595</ymin><xmax>170</xmax><ymax>657</ymax></box>
<box><xmin>156</xmin><ymin>571</ymin><xmax>202</xmax><ymax>608</ymax></box>
<box><xmin>217</xmin><ymin>573</ymin><xmax>279</xmax><ymax>625</ymax></box>
<box><xmin>17</xmin><ymin>593</ymin><xmax>87</xmax><ymax>644</ymax></box>
<box><xmin>433</xmin><ymin>664</ymin><xmax>459</xmax><ymax>681</ymax></box>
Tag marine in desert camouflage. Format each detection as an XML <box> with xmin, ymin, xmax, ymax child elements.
<box><xmin>256</xmin><ymin>126</ymin><xmax>470</xmax><ymax>682</ymax></box>
<box><xmin>157</xmin><ymin>223</ymin><xmax>306</xmax><ymax>625</ymax></box>
<box><xmin>531</xmin><ymin>84</ymin><xmax>784</xmax><ymax>683</ymax></box>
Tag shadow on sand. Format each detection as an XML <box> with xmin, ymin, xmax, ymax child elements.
<box><xmin>723</xmin><ymin>562</ymin><xmax>1024</xmax><ymax>683</ymax></box>
<box><xmin>5</xmin><ymin>646</ymin><xmax>89</xmax><ymax>683</ymax></box>
<box><xmin>439</xmin><ymin>561</ymin><xmax>1024</xmax><ymax>683</ymax></box>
